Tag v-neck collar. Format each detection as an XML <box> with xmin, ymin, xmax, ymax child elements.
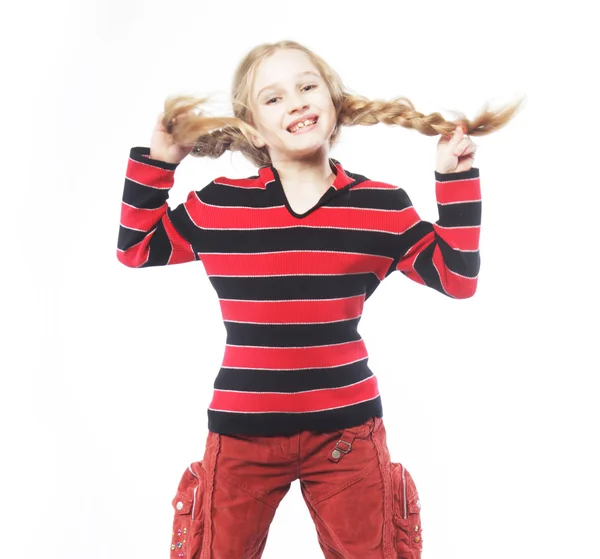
<box><xmin>257</xmin><ymin>158</ymin><xmax>357</xmax><ymax>218</ymax></box>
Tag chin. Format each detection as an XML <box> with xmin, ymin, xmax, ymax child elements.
<box><xmin>289</xmin><ymin>143</ymin><xmax>329</xmax><ymax>158</ymax></box>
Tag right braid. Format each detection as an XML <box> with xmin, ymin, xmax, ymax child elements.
<box><xmin>338</xmin><ymin>92</ymin><xmax>524</xmax><ymax>137</ymax></box>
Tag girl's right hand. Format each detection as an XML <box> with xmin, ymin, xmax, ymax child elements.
<box><xmin>150</xmin><ymin>111</ymin><xmax>195</xmax><ymax>165</ymax></box>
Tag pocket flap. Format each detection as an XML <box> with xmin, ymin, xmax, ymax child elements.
<box><xmin>408</xmin><ymin>496</ymin><xmax>422</xmax><ymax>514</ymax></box>
<box><xmin>172</xmin><ymin>493</ymin><xmax>193</xmax><ymax>515</ymax></box>
<box><xmin>404</xmin><ymin>467</ymin><xmax>422</xmax><ymax>514</ymax></box>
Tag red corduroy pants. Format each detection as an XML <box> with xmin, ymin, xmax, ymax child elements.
<box><xmin>169</xmin><ymin>416</ymin><xmax>423</xmax><ymax>559</ymax></box>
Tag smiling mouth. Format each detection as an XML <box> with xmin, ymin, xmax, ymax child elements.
<box><xmin>288</xmin><ymin>117</ymin><xmax>318</xmax><ymax>134</ymax></box>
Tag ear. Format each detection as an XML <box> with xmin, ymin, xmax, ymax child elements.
<box><xmin>251</xmin><ymin>134</ymin><xmax>266</xmax><ymax>149</ymax></box>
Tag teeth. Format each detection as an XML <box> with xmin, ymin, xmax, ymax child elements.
<box><xmin>290</xmin><ymin>118</ymin><xmax>317</xmax><ymax>133</ymax></box>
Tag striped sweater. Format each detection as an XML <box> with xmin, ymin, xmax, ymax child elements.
<box><xmin>117</xmin><ymin>146</ymin><xmax>481</xmax><ymax>436</ymax></box>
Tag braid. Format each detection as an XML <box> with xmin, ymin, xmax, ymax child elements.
<box><xmin>191</xmin><ymin>127</ymin><xmax>270</xmax><ymax>167</ymax></box>
<box><xmin>337</xmin><ymin>93</ymin><xmax>525</xmax><ymax>137</ymax></box>
<box><xmin>162</xmin><ymin>95</ymin><xmax>271</xmax><ymax>167</ymax></box>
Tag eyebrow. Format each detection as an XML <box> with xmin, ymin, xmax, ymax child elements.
<box><xmin>256</xmin><ymin>70</ymin><xmax>321</xmax><ymax>100</ymax></box>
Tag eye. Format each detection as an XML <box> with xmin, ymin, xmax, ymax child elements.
<box><xmin>265</xmin><ymin>84</ymin><xmax>316</xmax><ymax>105</ymax></box>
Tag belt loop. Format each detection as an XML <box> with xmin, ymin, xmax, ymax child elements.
<box><xmin>328</xmin><ymin>429</ymin><xmax>356</xmax><ymax>463</ymax></box>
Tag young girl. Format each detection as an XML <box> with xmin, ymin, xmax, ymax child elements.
<box><xmin>117</xmin><ymin>40</ymin><xmax>522</xmax><ymax>559</ymax></box>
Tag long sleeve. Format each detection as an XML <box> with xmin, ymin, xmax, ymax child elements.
<box><xmin>386</xmin><ymin>167</ymin><xmax>481</xmax><ymax>299</ymax></box>
<box><xmin>117</xmin><ymin>146</ymin><xmax>204</xmax><ymax>268</ymax></box>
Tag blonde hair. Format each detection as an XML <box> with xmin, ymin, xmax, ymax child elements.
<box><xmin>162</xmin><ymin>40</ymin><xmax>525</xmax><ymax>168</ymax></box>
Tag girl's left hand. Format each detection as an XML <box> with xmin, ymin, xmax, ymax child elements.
<box><xmin>436</xmin><ymin>126</ymin><xmax>477</xmax><ymax>174</ymax></box>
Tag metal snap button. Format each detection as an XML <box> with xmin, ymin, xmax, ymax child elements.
<box><xmin>416</xmin><ymin>499</ymin><xmax>421</xmax><ymax>509</ymax></box>
<box><xmin>176</xmin><ymin>501</ymin><xmax>184</xmax><ymax>510</ymax></box>
<box><xmin>332</xmin><ymin>449</ymin><xmax>341</xmax><ymax>459</ymax></box>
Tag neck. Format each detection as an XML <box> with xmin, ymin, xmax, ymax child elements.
<box><xmin>270</xmin><ymin>150</ymin><xmax>335</xmax><ymax>187</ymax></box>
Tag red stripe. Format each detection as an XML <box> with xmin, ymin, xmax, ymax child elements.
<box><xmin>432</xmin><ymin>246</ymin><xmax>478</xmax><ymax>298</ymax></box>
<box><xmin>222</xmin><ymin>339</ymin><xmax>368</xmax><ymax>370</ymax></box>
<box><xmin>127</xmin><ymin>157</ymin><xmax>175</xmax><ymax>189</ymax></box>
<box><xmin>185</xmin><ymin>193</ymin><xmax>418</xmax><ymax>235</ymax></box>
<box><xmin>435</xmin><ymin>176</ymin><xmax>481</xmax><ymax>204</ymax></box>
<box><xmin>209</xmin><ymin>375</ymin><xmax>379</xmax><ymax>413</ymax></box>
<box><xmin>120</xmin><ymin>202</ymin><xmax>167</xmax><ymax>230</ymax></box>
<box><xmin>220</xmin><ymin>295</ymin><xmax>365</xmax><ymax>324</ymax></box>
<box><xmin>214</xmin><ymin>176</ymin><xmax>265</xmax><ymax>189</ymax></box>
<box><xmin>201</xmin><ymin>251</ymin><xmax>391</xmax><ymax>281</ymax></box>
<box><xmin>396</xmin><ymin>231</ymin><xmax>435</xmax><ymax>274</ymax></box>
<box><xmin>433</xmin><ymin>224</ymin><xmax>480</xmax><ymax>251</ymax></box>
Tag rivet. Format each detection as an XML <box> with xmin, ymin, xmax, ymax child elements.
<box><xmin>414</xmin><ymin>525</ymin><xmax>419</xmax><ymax>531</ymax></box>
<box><xmin>177</xmin><ymin>529</ymin><xmax>182</xmax><ymax>536</ymax></box>
<box><xmin>414</xmin><ymin>536</ymin><xmax>420</xmax><ymax>542</ymax></box>
<box><xmin>183</xmin><ymin>528</ymin><xmax>187</xmax><ymax>534</ymax></box>
<box><xmin>332</xmin><ymin>449</ymin><xmax>341</xmax><ymax>459</ymax></box>
<box><xmin>177</xmin><ymin>542</ymin><xmax>182</xmax><ymax>548</ymax></box>
<box><xmin>171</xmin><ymin>544</ymin><xmax>175</xmax><ymax>550</ymax></box>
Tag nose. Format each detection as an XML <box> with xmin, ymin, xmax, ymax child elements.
<box><xmin>288</xmin><ymin>92</ymin><xmax>309</xmax><ymax>114</ymax></box>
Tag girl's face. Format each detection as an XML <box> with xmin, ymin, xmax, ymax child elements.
<box><xmin>249</xmin><ymin>49</ymin><xmax>337</xmax><ymax>163</ymax></box>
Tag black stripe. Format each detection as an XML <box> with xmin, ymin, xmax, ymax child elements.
<box><xmin>326</xmin><ymin>185</ymin><xmax>412</xmax><ymax>211</ymax></box>
<box><xmin>438</xmin><ymin>200</ymin><xmax>481</xmax><ymax>227</ymax></box>
<box><xmin>122</xmin><ymin>177</ymin><xmax>170</xmax><ymax>209</ymax></box>
<box><xmin>208</xmin><ymin>398</ymin><xmax>383</xmax><ymax>437</ymax></box>
<box><xmin>215</xmin><ymin>359</ymin><xmax>373</xmax><ymax>392</ymax></box>
<box><xmin>196</xmin><ymin>226</ymin><xmax>399</xmax><ymax>260</ymax></box>
<box><xmin>140</xmin><ymin>221</ymin><xmax>171</xmax><ymax>267</ymax></box>
<box><xmin>435</xmin><ymin>166</ymin><xmax>479</xmax><ymax>182</ymax></box>
<box><xmin>167</xmin><ymin>203</ymin><xmax>202</xmax><ymax>252</ymax></box>
<box><xmin>198</xmin><ymin>180</ymin><xmax>411</xmax><ymax>211</ymax></box>
<box><xmin>117</xmin><ymin>225</ymin><xmax>147</xmax><ymax>251</ymax></box>
<box><xmin>437</xmin><ymin>236</ymin><xmax>480</xmax><ymax>278</ymax></box>
<box><xmin>384</xmin><ymin>221</ymin><xmax>433</xmax><ymax>277</ymax></box>
<box><xmin>130</xmin><ymin>146</ymin><xmax>179</xmax><ymax>171</ymax></box>
<box><xmin>209</xmin><ymin>274</ymin><xmax>372</xmax><ymax>301</ymax></box>
<box><xmin>223</xmin><ymin>317</ymin><xmax>362</xmax><ymax>348</ymax></box>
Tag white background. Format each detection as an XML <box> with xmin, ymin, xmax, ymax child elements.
<box><xmin>3</xmin><ymin>1</ymin><xmax>598</xmax><ymax>558</ymax></box>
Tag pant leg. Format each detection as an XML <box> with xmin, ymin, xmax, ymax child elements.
<box><xmin>169</xmin><ymin>430</ymin><xmax>296</xmax><ymax>559</ymax></box>
<box><xmin>299</xmin><ymin>416</ymin><xmax>424</xmax><ymax>559</ymax></box>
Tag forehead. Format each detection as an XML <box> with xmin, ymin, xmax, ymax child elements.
<box><xmin>252</xmin><ymin>49</ymin><xmax>320</xmax><ymax>97</ymax></box>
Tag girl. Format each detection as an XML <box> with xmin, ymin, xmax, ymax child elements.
<box><xmin>117</xmin><ymin>41</ymin><xmax>522</xmax><ymax>559</ymax></box>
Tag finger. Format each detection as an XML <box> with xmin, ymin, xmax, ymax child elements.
<box><xmin>453</xmin><ymin>138</ymin><xmax>469</xmax><ymax>155</ymax></box>
<box><xmin>449</xmin><ymin>126</ymin><xmax>465</xmax><ymax>146</ymax></box>
<box><xmin>456</xmin><ymin>143</ymin><xmax>477</xmax><ymax>158</ymax></box>
<box><xmin>454</xmin><ymin>136</ymin><xmax>475</xmax><ymax>155</ymax></box>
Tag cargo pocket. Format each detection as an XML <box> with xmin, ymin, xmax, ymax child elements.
<box><xmin>170</xmin><ymin>461</ymin><xmax>205</xmax><ymax>559</ymax></box>
<box><xmin>390</xmin><ymin>462</ymin><xmax>423</xmax><ymax>559</ymax></box>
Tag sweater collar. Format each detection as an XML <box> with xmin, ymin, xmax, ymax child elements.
<box><xmin>257</xmin><ymin>158</ymin><xmax>355</xmax><ymax>191</ymax></box>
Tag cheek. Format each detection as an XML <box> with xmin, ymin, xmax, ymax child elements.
<box><xmin>257</xmin><ymin>114</ymin><xmax>283</xmax><ymax>136</ymax></box>
<box><xmin>324</xmin><ymin>111</ymin><xmax>337</xmax><ymax>135</ymax></box>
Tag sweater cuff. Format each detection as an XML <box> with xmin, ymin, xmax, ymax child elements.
<box><xmin>130</xmin><ymin>146</ymin><xmax>180</xmax><ymax>172</ymax></box>
<box><xmin>435</xmin><ymin>166</ymin><xmax>479</xmax><ymax>182</ymax></box>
